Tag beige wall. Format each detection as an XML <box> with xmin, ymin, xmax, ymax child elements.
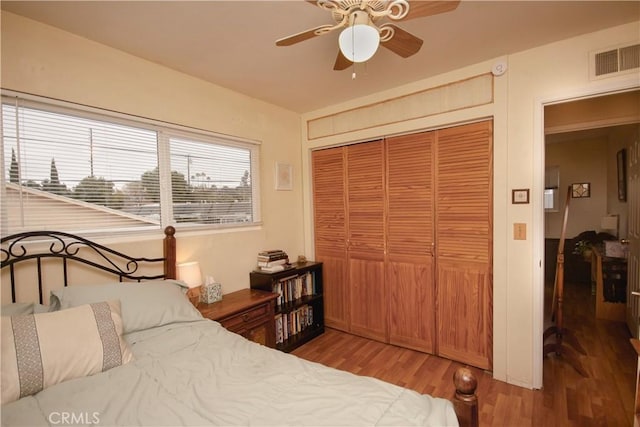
<box><xmin>544</xmin><ymin>123</ymin><xmax>638</xmax><ymax>241</ymax></box>
<box><xmin>301</xmin><ymin>21</ymin><xmax>640</xmax><ymax>388</ymax></box>
<box><xmin>510</xmin><ymin>23</ymin><xmax>638</xmax><ymax>389</ymax></box>
<box><xmin>545</xmin><ymin>137</ymin><xmax>608</xmax><ymax>239</ymax></box>
<box><xmin>0</xmin><ymin>12</ymin><xmax>305</xmax><ymax>298</ymax></box>
<box><xmin>608</xmin><ymin>124</ymin><xmax>640</xmax><ymax>239</ymax></box>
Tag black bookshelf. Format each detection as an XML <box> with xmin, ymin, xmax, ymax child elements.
<box><xmin>250</xmin><ymin>262</ymin><xmax>324</xmax><ymax>352</ymax></box>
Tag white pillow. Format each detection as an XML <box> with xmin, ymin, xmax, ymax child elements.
<box><xmin>50</xmin><ymin>280</ymin><xmax>202</xmax><ymax>334</ymax></box>
<box><xmin>1</xmin><ymin>300</ymin><xmax>133</xmax><ymax>404</ymax></box>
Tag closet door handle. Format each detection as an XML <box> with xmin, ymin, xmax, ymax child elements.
<box><xmin>632</xmin><ymin>291</ymin><xmax>640</xmax><ymax>297</ymax></box>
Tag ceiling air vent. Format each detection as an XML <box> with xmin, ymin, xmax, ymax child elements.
<box><xmin>592</xmin><ymin>43</ymin><xmax>640</xmax><ymax>79</ymax></box>
<box><xmin>595</xmin><ymin>49</ymin><xmax>618</xmax><ymax>76</ymax></box>
<box><xmin>620</xmin><ymin>44</ymin><xmax>640</xmax><ymax>71</ymax></box>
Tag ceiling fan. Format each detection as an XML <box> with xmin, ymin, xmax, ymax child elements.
<box><xmin>276</xmin><ymin>0</ymin><xmax>461</xmax><ymax>71</ymax></box>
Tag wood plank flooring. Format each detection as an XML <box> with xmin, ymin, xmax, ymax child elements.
<box><xmin>292</xmin><ymin>279</ymin><xmax>635</xmax><ymax>426</ymax></box>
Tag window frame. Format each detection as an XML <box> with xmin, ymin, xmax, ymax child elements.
<box><xmin>1</xmin><ymin>90</ymin><xmax>262</xmax><ymax>236</ymax></box>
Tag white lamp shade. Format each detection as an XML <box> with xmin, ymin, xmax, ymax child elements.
<box><xmin>601</xmin><ymin>215</ymin><xmax>618</xmax><ymax>232</ymax></box>
<box><xmin>177</xmin><ymin>261</ymin><xmax>202</xmax><ymax>288</ymax></box>
<box><xmin>339</xmin><ymin>24</ymin><xmax>380</xmax><ymax>63</ymax></box>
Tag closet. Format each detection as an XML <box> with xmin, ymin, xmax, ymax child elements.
<box><xmin>311</xmin><ymin>120</ymin><xmax>493</xmax><ymax>370</ymax></box>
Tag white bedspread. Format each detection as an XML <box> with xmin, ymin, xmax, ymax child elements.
<box><xmin>1</xmin><ymin>319</ymin><xmax>459</xmax><ymax>426</ymax></box>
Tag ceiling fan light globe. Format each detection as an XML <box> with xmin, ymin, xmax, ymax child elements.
<box><xmin>338</xmin><ymin>24</ymin><xmax>380</xmax><ymax>63</ymax></box>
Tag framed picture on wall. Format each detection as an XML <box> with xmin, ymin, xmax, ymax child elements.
<box><xmin>617</xmin><ymin>149</ymin><xmax>626</xmax><ymax>201</ymax></box>
<box><xmin>275</xmin><ymin>162</ymin><xmax>293</xmax><ymax>191</ymax></box>
<box><xmin>571</xmin><ymin>182</ymin><xmax>590</xmax><ymax>198</ymax></box>
<box><xmin>512</xmin><ymin>189</ymin><xmax>529</xmax><ymax>204</ymax></box>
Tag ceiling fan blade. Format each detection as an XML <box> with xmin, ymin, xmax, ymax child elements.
<box><xmin>333</xmin><ymin>50</ymin><xmax>353</xmax><ymax>71</ymax></box>
<box><xmin>405</xmin><ymin>0</ymin><xmax>460</xmax><ymax>20</ymax></box>
<box><xmin>381</xmin><ymin>24</ymin><xmax>423</xmax><ymax>58</ymax></box>
<box><xmin>276</xmin><ymin>24</ymin><xmax>335</xmax><ymax>46</ymax></box>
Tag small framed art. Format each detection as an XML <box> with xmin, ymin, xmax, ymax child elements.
<box><xmin>275</xmin><ymin>162</ymin><xmax>293</xmax><ymax>191</ymax></box>
<box><xmin>571</xmin><ymin>182</ymin><xmax>590</xmax><ymax>198</ymax></box>
<box><xmin>512</xmin><ymin>189</ymin><xmax>529</xmax><ymax>204</ymax></box>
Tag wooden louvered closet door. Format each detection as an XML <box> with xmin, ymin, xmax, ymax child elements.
<box><xmin>347</xmin><ymin>140</ymin><xmax>388</xmax><ymax>341</ymax></box>
<box><xmin>312</xmin><ymin>147</ymin><xmax>350</xmax><ymax>331</ymax></box>
<box><xmin>435</xmin><ymin>120</ymin><xmax>493</xmax><ymax>370</ymax></box>
<box><xmin>386</xmin><ymin>132</ymin><xmax>436</xmax><ymax>353</ymax></box>
<box><xmin>312</xmin><ymin>120</ymin><xmax>493</xmax><ymax>369</ymax></box>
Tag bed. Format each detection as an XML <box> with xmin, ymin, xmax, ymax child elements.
<box><xmin>1</xmin><ymin>227</ymin><xmax>479</xmax><ymax>427</ymax></box>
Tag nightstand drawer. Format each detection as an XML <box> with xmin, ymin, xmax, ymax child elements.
<box><xmin>219</xmin><ymin>304</ymin><xmax>269</xmax><ymax>332</ymax></box>
<box><xmin>197</xmin><ymin>289</ymin><xmax>278</xmax><ymax>348</ymax></box>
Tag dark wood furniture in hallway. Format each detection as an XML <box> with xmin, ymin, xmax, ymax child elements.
<box><xmin>293</xmin><ymin>279</ymin><xmax>636</xmax><ymax>426</ymax></box>
<box><xmin>591</xmin><ymin>244</ymin><xmax>628</xmax><ymax>321</ymax></box>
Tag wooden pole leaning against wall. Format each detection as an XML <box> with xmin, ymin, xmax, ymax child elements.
<box><xmin>543</xmin><ymin>186</ymin><xmax>588</xmax><ymax>376</ymax></box>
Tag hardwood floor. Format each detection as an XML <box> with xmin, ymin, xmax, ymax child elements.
<box><xmin>292</xmin><ymin>279</ymin><xmax>635</xmax><ymax>426</ymax></box>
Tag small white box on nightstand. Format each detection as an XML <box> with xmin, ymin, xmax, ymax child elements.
<box><xmin>604</xmin><ymin>241</ymin><xmax>627</xmax><ymax>258</ymax></box>
<box><xmin>201</xmin><ymin>279</ymin><xmax>223</xmax><ymax>303</ymax></box>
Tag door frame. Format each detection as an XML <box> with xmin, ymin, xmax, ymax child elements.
<box><xmin>627</xmin><ymin>137</ymin><xmax>640</xmax><ymax>339</ymax></box>
<box><xmin>533</xmin><ymin>78</ymin><xmax>640</xmax><ymax>389</ymax></box>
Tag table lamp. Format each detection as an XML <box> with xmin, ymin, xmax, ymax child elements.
<box><xmin>177</xmin><ymin>261</ymin><xmax>202</xmax><ymax>304</ymax></box>
<box><xmin>601</xmin><ymin>215</ymin><xmax>618</xmax><ymax>239</ymax></box>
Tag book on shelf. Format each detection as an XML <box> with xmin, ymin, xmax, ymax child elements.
<box><xmin>275</xmin><ymin>314</ymin><xmax>284</xmax><ymax>344</ymax></box>
<box><xmin>257</xmin><ymin>253</ymin><xmax>289</xmax><ymax>262</ymax></box>
<box><xmin>259</xmin><ymin>249</ymin><xmax>285</xmax><ymax>255</ymax></box>
<box><xmin>257</xmin><ymin>264</ymin><xmax>289</xmax><ymax>273</ymax></box>
<box><xmin>257</xmin><ymin>258</ymin><xmax>289</xmax><ymax>267</ymax></box>
<box><xmin>257</xmin><ymin>249</ymin><xmax>288</xmax><ymax>262</ymax></box>
<box><xmin>256</xmin><ymin>249</ymin><xmax>291</xmax><ymax>272</ymax></box>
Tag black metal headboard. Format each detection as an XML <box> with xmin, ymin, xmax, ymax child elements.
<box><xmin>1</xmin><ymin>227</ymin><xmax>176</xmax><ymax>304</ymax></box>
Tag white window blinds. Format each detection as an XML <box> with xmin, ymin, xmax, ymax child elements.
<box><xmin>1</xmin><ymin>95</ymin><xmax>260</xmax><ymax>235</ymax></box>
<box><xmin>169</xmin><ymin>136</ymin><xmax>253</xmax><ymax>225</ymax></box>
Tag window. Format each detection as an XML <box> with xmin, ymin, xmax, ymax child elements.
<box><xmin>1</xmin><ymin>94</ymin><xmax>260</xmax><ymax>235</ymax></box>
<box><xmin>167</xmin><ymin>135</ymin><xmax>253</xmax><ymax>225</ymax></box>
<box><xmin>544</xmin><ymin>166</ymin><xmax>560</xmax><ymax>212</ymax></box>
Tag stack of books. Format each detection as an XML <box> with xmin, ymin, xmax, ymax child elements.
<box><xmin>257</xmin><ymin>249</ymin><xmax>290</xmax><ymax>272</ymax></box>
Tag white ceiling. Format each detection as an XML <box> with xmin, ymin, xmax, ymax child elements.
<box><xmin>2</xmin><ymin>1</ymin><xmax>639</xmax><ymax>113</ymax></box>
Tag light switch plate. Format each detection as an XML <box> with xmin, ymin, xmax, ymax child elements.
<box><xmin>514</xmin><ymin>223</ymin><xmax>526</xmax><ymax>240</ymax></box>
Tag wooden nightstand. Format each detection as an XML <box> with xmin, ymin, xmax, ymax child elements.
<box><xmin>197</xmin><ymin>289</ymin><xmax>278</xmax><ymax>348</ymax></box>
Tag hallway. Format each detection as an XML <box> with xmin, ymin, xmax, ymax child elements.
<box><xmin>541</xmin><ymin>277</ymin><xmax>635</xmax><ymax>425</ymax></box>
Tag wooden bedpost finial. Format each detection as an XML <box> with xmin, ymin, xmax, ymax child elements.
<box><xmin>164</xmin><ymin>226</ymin><xmax>176</xmax><ymax>237</ymax></box>
<box><xmin>452</xmin><ymin>367</ymin><xmax>479</xmax><ymax>427</ymax></box>
<box><xmin>454</xmin><ymin>367</ymin><xmax>477</xmax><ymax>400</ymax></box>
